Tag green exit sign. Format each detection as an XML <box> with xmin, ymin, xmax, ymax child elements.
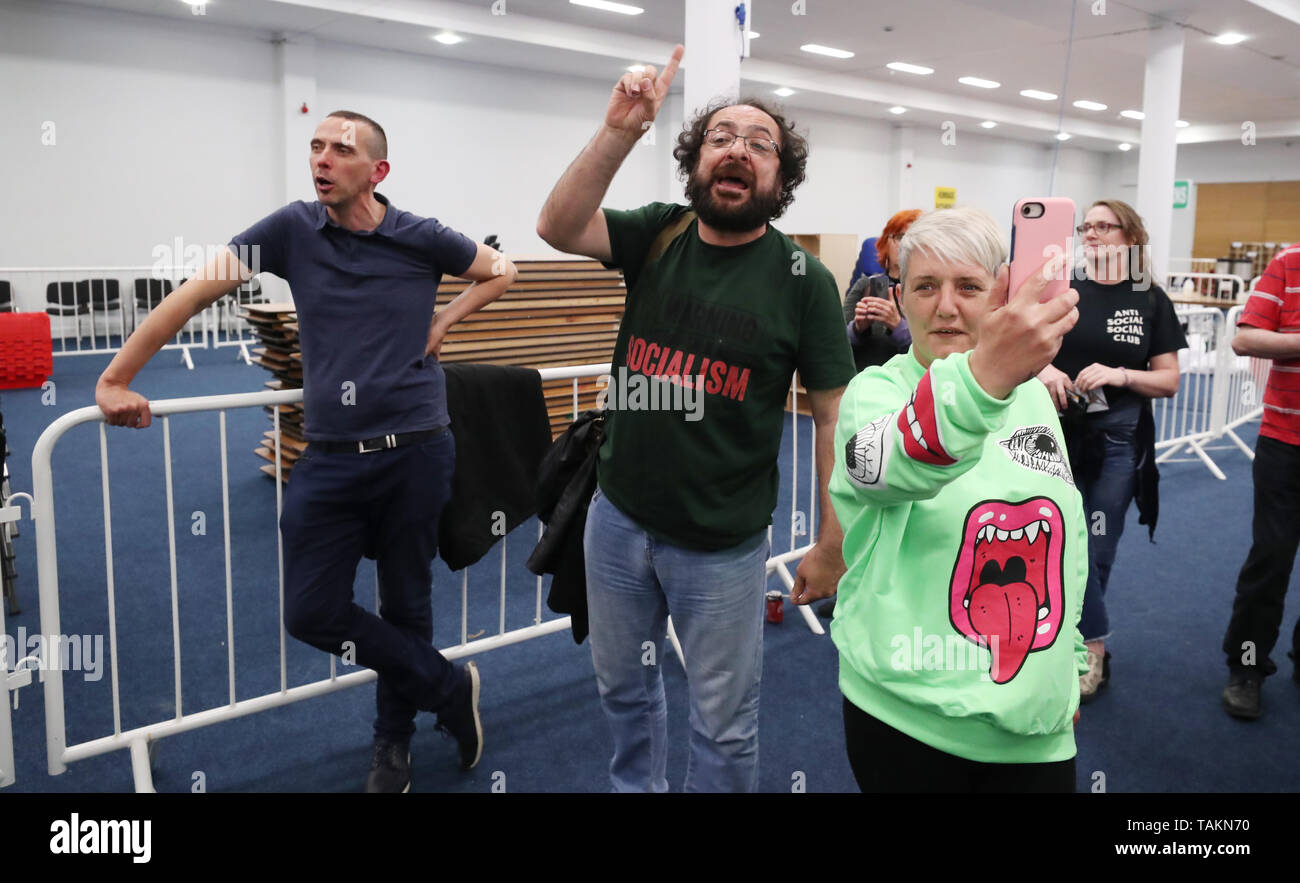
<box><xmin>1173</xmin><ymin>180</ymin><xmax>1190</xmax><ymax>209</ymax></box>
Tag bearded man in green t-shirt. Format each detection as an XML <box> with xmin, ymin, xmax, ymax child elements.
<box><xmin>537</xmin><ymin>45</ymin><xmax>856</xmax><ymax>793</ymax></box>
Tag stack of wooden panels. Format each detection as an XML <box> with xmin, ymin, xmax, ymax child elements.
<box><xmin>436</xmin><ymin>259</ymin><xmax>625</xmax><ymax>437</ymax></box>
<box><xmin>242</xmin><ymin>303</ymin><xmax>304</xmax><ymax>481</ymax></box>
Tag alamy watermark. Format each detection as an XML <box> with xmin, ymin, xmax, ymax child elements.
<box><xmin>1</xmin><ymin>626</ymin><xmax>104</xmax><ymax>682</ymax></box>
<box><xmin>596</xmin><ymin>367</ymin><xmax>705</xmax><ymax>422</ymax></box>
<box><xmin>150</xmin><ymin>237</ymin><xmax>260</xmax><ymax>280</ymax></box>
<box><xmin>889</xmin><ymin>627</ymin><xmax>1001</xmax><ymax>682</ymax></box>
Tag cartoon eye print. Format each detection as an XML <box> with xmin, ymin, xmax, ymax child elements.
<box><xmin>999</xmin><ymin>426</ymin><xmax>1074</xmax><ymax>486</ymax></box>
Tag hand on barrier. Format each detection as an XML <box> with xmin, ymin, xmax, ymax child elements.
<box><xmin>96</xmin><ymin>379</ymin><xmax>152</xmax><ymax>428</ymax></box>
<box><xmin>604</xmin><ymin>44</ymin><xmax>683</xmax><ymax>139</ymax></box>
<box><xmin>790</xmin><ymin>542</ymin><xmax>845</xmax><ymax>605</ymax></box>
<box><xmin>969</xmin><ymin>260</ymin><xmax>1079</xmax><ymax>400</ymax></box>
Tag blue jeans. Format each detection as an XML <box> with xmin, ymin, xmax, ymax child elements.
<box><xmin>583</xmin><ymin>488</ymin><xmax>769</xmax><ymax>793</ymax></box>
<box><xmin>1077</xmin><ymin>408</ymin><xmax>1139</xmax><ymax>642</ymax></box>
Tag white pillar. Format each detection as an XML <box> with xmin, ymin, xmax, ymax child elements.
<box><xmin>274</xmin><ymin>35</ymin><xmax>317</xmax><ymax>206</ymax></box>
<box><xmin>1135</xmin><ymin>19</ymin><xmax>1183</xmax><ymax>282</ymax></box>
<box><xmin>683</xmin><ymin>0</ymin><xmax>742</xmax><ymax>119</ymax></box>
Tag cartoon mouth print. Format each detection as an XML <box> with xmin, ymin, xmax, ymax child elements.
<box><xmin>948</xmin><ymin>498</ymin><xmax>1066</xmax><ymax>684</ymax></box>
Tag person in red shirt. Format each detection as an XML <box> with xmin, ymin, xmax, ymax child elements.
<box><xmin>1221</xmin><ymin>245</ymin><xmax>1300</xmax><ymax>719</ymax></box>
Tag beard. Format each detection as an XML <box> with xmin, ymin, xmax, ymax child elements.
<box><xmin>685</xmin><ymin>163</ymin><xmax>782</xmax><ymax>232</ymax></box>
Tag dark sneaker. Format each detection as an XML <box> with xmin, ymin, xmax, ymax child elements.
<box><xmin>1222</xmin><ymin>673</ymin><xmax>1262</xmax><ymax>720</ymax></box>
<box><xmin>364</xmin><ymin>739</ymin><xmax>411</xmax><ymax>793</ymax></box>
<box><xmin>437</xmin><ymin>661</ymin><xmax>482</xmax><ymax>770</ymax></box>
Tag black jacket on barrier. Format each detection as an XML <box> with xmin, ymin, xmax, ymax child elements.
<box><xmin>438</xmin><ymin>363</ymin><xmax>553</xmax><ymax>571</ymax></box>
<box><xmin>526</xmin><ymin>409</ymin><xmax>605</xmax><ymax>644</ymax></box>
<box><xmin>1061</xmin><ymin>401</ymin><xmax>1160</xmax><ymax>541</ymax></box>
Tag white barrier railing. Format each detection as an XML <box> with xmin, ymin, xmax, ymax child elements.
<box><xmin>207</xmin><ymin>282</ymin><xmax>265</xmax><ymax>365</ymax></box>
<box><xmin>0</xmin><ymin>267</ymin><xmax>209</xmax><ymax>368</ymax></box>
<box><xmin>1154</xmin><ymin>303</ymin><xmax>1266</xmax><ymax>478</ymax></box>
<box><xmin>1164</xmin><ymin>271</ymin><xmax>1249</xmax><ymax>304</ymax></box>
<box><xmin>15</xmin><ymin>364</ymin><xmax>822</xmax><ymax>791</ymax></box>
<box><xmin>1217</xmin><ymin>305</ymin><xmax>1269</xmax><ymax>461</ymax></box>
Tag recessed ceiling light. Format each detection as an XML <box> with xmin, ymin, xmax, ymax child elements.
<box><xmin>980</xmin><ymin>120</ymin><xmax>997</xmax><ymax>129</ymax></box>
<box><xmin>1056</xmin><ymin>132</ymin><xmax>1071</xmax><ymax>141</ymax></box>
<box><xmin>886</xmin><ymin>62</ymin><xmax>934</xmax><ymax>75</ymax></box>
<box><xmin>1020</xmin><ymin>89</ymin><xmax>1058</xmax><ymax>101</ymax></box>
<box><xmin>774</xmin><ymin>87</ymin><xmax>795</xmax><ymax>97</ymax></box>
<box><xmin>1176</xmin><ymin>119</ymin><xmax>1190</xmax><ymax>127</ymax></box>
<box><xmin>626</xmin><ymin>64</ymin><xmax>645</xmax><ymax>72</ymax></box>
<box><xmin>889</xmin><ymin>106</ymin><xmax>907</xmax><ymax>115</ymax></box>
<box><xmin>569</xmin><ymin>0</ymin><xmax>644</xmax><ymax>14</ymax></box>
<box><xmin>184</xmin><ymin>0</ymin><xmax>208</xmax><ymax>5</ymax></box>
<box><xmin>958</xmin><ymin>76</ymin><xmax>1000</xmax><ymax>89</ymax></box>
<box><xmin>801</xmin><ymin>43</ymin><xmax>855</xmax><ymax>59</ymax></box>
<box><xmin>433</xmin><ymin>32</ymin><xmax>463</xmax><ymax>45</ymax></box>
<box><xmin>1118</xmin><ymin>143</ymin><xmax>1132</xmax><ymax>151</ymax></box>
<box><xmin>1073</xmin><ymin>100</ymin><xmax>1108</xmax><ymax>111</ymax></box>
<box><xmin>1120</xmin><ymin>109</ymin><xmax>1145</xmax><ymax>120</ymax></box>
<box><xmin>1214</xmin><ymin>32</ymin><xmax>1247</xmax><ymax>45</ymax></box>
<box><xmin>747</xmin><ymin>31</ymin><xmax>760</xmax><ymax>39</ymax></box>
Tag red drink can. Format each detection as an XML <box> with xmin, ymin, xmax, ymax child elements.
<box><xmin>765</xmin><ymin>591</ymin><xmax>784</xmax><ymax>624</ymax></box>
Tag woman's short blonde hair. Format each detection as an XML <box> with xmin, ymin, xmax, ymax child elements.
<box><xmin>898</xmin><ymin>206</ymin><xmax>1007</xmax><ymax>288</ymax></box>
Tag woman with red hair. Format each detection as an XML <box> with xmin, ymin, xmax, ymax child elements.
<box><xmin>845</xmin><ymin>209</ymin><xmax>923</xmax><ymax>373</ymax></box>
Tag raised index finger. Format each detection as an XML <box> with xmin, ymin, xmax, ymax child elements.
<box><xmin>658</xmin><ymin>44</ymin><xmax>684</xmax><ymax>92</ymax></box>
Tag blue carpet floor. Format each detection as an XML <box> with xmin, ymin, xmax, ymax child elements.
<box><xmin>2</xmin><ymin>347</ymin><xmax>1298</xmax><ymax>792</ymax></box>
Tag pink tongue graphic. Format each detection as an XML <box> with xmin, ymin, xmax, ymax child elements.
<box><xmin>968</xmin><ymin>582</ymin><xmax>1037</xmax><ymax>683</ymax></box>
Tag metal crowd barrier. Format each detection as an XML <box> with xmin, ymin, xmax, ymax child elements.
<box><xmin>0</xmin><ymin>266</ymin><xmax>209</xmax><ymax>368</ymax></box>
<box><xmin>5</xmin><ymin>365</ymin><xmax>825</xmax><ymax>791</ymax></box>
<box><xmin>1155</xmin><ymin>301</ymin><xmax>1266</xmax><ymax>479</ymax></box>
<box><xmin>1165</xmin><ymin>271</ymin><xmax>1249</xmax><ymax>304</ymax></box>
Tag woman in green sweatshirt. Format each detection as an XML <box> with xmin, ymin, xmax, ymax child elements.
<box><xmin>829</xmin><ymin>206</ymin><xmax>1089</xmax><ymax>792</ymax></box>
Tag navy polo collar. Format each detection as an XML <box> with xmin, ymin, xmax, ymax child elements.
<box><xmin>314</xmin><ymin>191</ymin><xmax>394</xmax><ymax>234</ymax></box>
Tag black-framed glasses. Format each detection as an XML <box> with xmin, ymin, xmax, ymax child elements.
<box><xmin>704</xmin><ymin>128</ymin><xmax>781</xmax><ymax>158</ymax></box>
<box><xmin>1076</xmin><ymin>222</ymin><xmax>1123</xmax><ymax>235</ymax></box>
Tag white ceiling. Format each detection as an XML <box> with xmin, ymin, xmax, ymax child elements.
<box><xmin>27</xmin><ymin>0</ymin><xmax>1300</xmax><ymax>151</ymax></box>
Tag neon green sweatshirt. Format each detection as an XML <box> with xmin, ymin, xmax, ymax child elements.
<box><xmin>829</xmin><ymin>348</ymin><xmax>1089</xmax><ymax>764</ymax></box>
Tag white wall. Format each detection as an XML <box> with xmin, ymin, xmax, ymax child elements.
<box><xmin>0</xmin><ymin>0</ymin><xmax>278</xmax><ymax>270</ymax></box>
<box><xmin>1103</xmin><ymin>140</ymin><xmax>1300</xmax><ymax>260</ymax></box>
<box><xmin>780</xmin><ymin>114</ymin><xmax>1109</xmax><ymax>249</ymax></box>
<box><xmin>2</xmin><ymin>0</ymin><xmax>1122</xmax><ymax>291</ymax></box>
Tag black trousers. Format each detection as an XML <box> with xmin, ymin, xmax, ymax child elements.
<box><xmin>842</xmin><ymin>697</ymin><xmax>1076</xmax><ymax>793</ymax></box>
<box><xmin>280</xmin><ymin>433</ymin><xmax>460</xmax><ymax>743</ymax></box>
<box><xmin>1222</xmin><ymin>434</ymin><xmax>1300</xmax><ymax>679</ymax></box>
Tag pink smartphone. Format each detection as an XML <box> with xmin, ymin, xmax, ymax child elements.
<box><xmin>1009</xmin><ymin>197</ymin><xmax>1076</xmax><ymax>303</ymax></box>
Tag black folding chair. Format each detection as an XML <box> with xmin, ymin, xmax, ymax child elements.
<box><xmin>45</xmin><ymin>281</ymin><xmax>89</xmax><ymax>343</ymax></box>
<box><xmin>79</xmin><ymin>278</ymin><xmax>123</xmax><ymax>344</ymax></box>
<box><xmin>131</xmin><ymin>278</ymin><xmax>174</xmax><ymax>333</ymax></box>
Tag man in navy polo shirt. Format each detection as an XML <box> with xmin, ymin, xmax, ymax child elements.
<box><xmin>97</xmin><ymin>110</ymin><xmax>517</xmax><ymax>792</ymax></box>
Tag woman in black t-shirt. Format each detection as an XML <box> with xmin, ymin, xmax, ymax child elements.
<box><xmin>1036</xmin><ymin>199</ymin><xmax>1186</xmax><ymax>703</ymax></box>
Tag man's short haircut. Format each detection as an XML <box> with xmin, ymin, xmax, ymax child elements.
<box><xmin>672</xmin><ymin>97</ymin><xmax>810</xmax><ymax>220</ymax></box>
<box><xmin>326</xmin><ymin>110</ymin><xmax>388</xmax><ymax>160</ymax></box>
<box><xmin>898</xmin><ymin>207</ymin><xmax>1007</xmax><ymax>287</ymax></box>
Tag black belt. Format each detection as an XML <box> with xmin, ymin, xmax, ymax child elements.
<box><xmin>308</xmin><ymin>426</ymin><xmax>448</xmax><ymax>455</ymax></box>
